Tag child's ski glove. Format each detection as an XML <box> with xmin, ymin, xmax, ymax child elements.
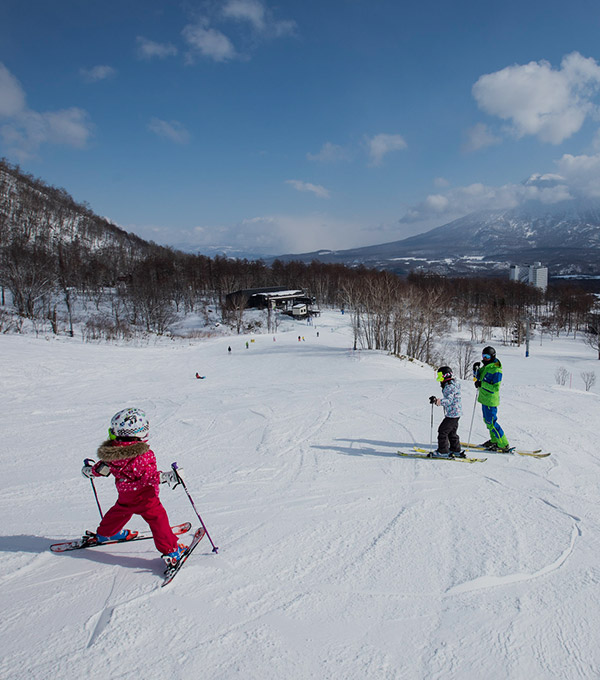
<box><xmin>82</xmin><ymin>459</ymin><xmax>110</xmax><ymax>478</ymax></box>
<box><xmin>160</xmin><ymin>469</ymin><xmax>184</xmax><ymax>488</ymax></box>
<box><xmin>474</xmin><ymin>380</ymin><xmax>482</xmax><ymax>388</ymax></box>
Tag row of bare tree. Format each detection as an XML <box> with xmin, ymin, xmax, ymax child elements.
<box><xmin>1</xmin><ymin>157</ymin><xmax>599</xmax><ymax>359</ymax></box>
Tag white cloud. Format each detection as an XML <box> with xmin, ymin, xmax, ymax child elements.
<box><xmin>182</xmin><ymin>2</ymin><xmax>295</xmax><ymax>63</ymax></box>
<box><xmin>134</xmin><ymin>213</ymin><xmax>362</xmax><ymax>254</ymax></box>
<box><xmin>39</xmin><ymin>109</ymin><xmax>92</xmax><ymax>147</ymax></box>
<box><xmin>366</xmin><ymin>133</ymin><xmax>407</xmax><ymax>166</ymax></box>
<box><xmin>306</xmin><ymin>142</ymin><xmax>351</xmax><ymax>163</ymax></box>
<box><xmin>79</xmin><ymin>65</ymin><xmax>116</xmax><ymax>82</ymax></box>
<box><xmin>286</xmin><ymin>179</ymin><xmax>330</xmax><ymax>199</ymax></box>
<box><xmin>399</xmin><ymin>175</ymin><xmax>576</xmax><ymax>226</ymax></box>
<box><xmin>169</xmin><ymin>147</ymin><xmax>600</xmax><ymax>252</ymax></box>
<box><xmin>223</xmin><ymin>0</ymin><xmax>266</xmax><ymax>31</ymax></box>
<box><xmin>241</xmin><ymin>214</ymin><xmax>352</xmax><ymax>252</ymax></box>
<box><xmin>554</xmin><ymin>152</ymin><xmax>600</xmax><ymax>198</ymax></box>
<box><xmin>135</xmin><ymin>212</ymin><xmax>428</xmax><ymax>254</ymax></box>
<box><xmin>397</xmin><ymin>58</ymin><xmax>600</xmax><ymax>228</ymax></box>
<box><xmin>424</xmin><ymin>193</ymin><xmax>450</xmax><ymax>212</ymax></box>
<box><xmin>462</xmin><ymin>122</ymin><xmax>501</xmax><ymax>152</ymax></box>
<box><xmin>182</xmin><ymin>21</ymin><xmax>237</xmax><ymax>62</ymax></box>
<box><xmin>222</xmin><ymin>0</ymin><xmax>296</xmax><ymax>37</ymax></box>
<box><xmin>147</xmin><ymin>118</ymin><xmax>191</xmax><ymax>144</ymax></box>
<box><xmin>0</xmin><ymin>63</ymin><xmax>93</xmax><ymax>159</ymax></box>
<box><xmin>136</xmin><ymin>36</ymin><xmax>178</xmax><ymax>60</ymax></box>
<box><xmin>473</xmin><ymin>52</ymin><xmax>600</xmax><ymax>144</ymax></box>
<box><xmin>434</xmin><ymin>177</ymin><xmax>450</xmax><ymax>188</ymax></box>
<box><xmin>2</xmin><ymin>109</ymin><xmax>92</xmax><ymax>159</ymax></box>
<box><xmin>556</xmin><ymin>153</ymin><xmax>600</xmax><ymax>175</ymax></box>
<box><xmin>198</xmin><ymin>213</ymin><xmax>360</xmax><ymax>253</ymax></box>
<box><xmin>0</xmin><ymin>63</ymin><xmax>26</xmax><ymax>117</ymax></box>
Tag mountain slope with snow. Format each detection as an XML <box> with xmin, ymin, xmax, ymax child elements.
<box><xmin>394</xmin><ymin>200</ymin><xmax>600</xmax><ymax>256</ymax></box>
<box><xmin>1</xmin><ymin>313</ymin><xmax>600</xmax><ymax>679</ymax></box>
<box><xmin>0</xmin><ymin>159</ymin><xmax>150</xmax><ymax>254</ymax></box>
<box><xmin>271</xmin><ymin>199</ymin><xmax>600</xmax><ymax>276</ymax></box>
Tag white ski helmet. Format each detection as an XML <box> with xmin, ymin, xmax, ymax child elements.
<box><xmin>109</xmin><ymin>408</ymin><xmax>149</xmax><ymax>440</ymax></box>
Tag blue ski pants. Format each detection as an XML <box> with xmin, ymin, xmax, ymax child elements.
<box><xmin>481</xmin><ymin>405</ymin><xmax>509</xmax><ymax>447</ymax></box>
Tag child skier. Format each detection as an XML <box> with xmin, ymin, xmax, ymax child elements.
<box><xmin>82</xmin><ymin>407</ymin><xmax>187</xmax><ymax>568</ymax></box>
<box><xmin>429</xmin><ymin>366</ymin><xmax>465</xmax><ymax>458</ymax></box>
<box><xmin>473</xmin><ymin>345</ymin><xmax>511</xmax><ymax>452</ymax></box>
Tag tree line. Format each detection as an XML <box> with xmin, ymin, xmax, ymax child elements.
<box><xmin>1</xmin><ymin>157</ymin><xmax>599</xmax><ymax>359</ymax></box>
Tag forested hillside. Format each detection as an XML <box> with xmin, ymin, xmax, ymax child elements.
<box><xmin>1</xmin><ymin>159</ymin><xmax>598</xmax><ymax>362</ymax></box>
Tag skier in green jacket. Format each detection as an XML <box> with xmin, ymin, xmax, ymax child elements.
<box><xmin>473</xmin><ymin>345</ymin><xmax>511</xmax><ymax>452</ymax></box>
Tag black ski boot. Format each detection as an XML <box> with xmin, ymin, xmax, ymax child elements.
<box><xmin>449</xmin><ymin>451</ymin><xmax>466</xmax><ymax>458</ymax></box>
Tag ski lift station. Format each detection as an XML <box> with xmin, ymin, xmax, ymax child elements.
<box><xmin>292</xmin><ymin>302</ymin><xmax>308</xmax><ymax>317</ymax></box>
<box><xmin>225</xmin><ymin>287</ymin><xmax>318</xmax><ymax>317</ymax></box>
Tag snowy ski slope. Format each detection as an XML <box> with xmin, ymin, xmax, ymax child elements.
<box><xmin>1</xmin><ymin>311</ymin><xmax>600</xmax><ymax>679</ymax></box>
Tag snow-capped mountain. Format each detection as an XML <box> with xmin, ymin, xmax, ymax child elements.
<box><xmin>271</xmin><ymin>199</ymin><xmax>600</xmax><ymax>276</ymax></box>
<box><xmin>395</xmin><ymin>200</ymin><xmax>600</xmax><ymax>255</ymax></box>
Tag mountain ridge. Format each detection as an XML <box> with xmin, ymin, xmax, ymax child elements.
<box><xmin>0</xmin><ymin>158</ymin><xmax>152</xmax><ymax>256</ymax></box>
<box><xmin>268</xmin><ymin>200</ymin><xmax>600</xmax><ymax>277</ymax></box>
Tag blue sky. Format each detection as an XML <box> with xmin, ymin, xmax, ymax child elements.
<box><xmin>2</xmin><ymin>0</ymin><xmax>600</xmax><ymax>255</ymax></box>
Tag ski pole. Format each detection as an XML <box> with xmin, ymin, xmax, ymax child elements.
<box><xmin>171</xmin><ymin>462</ymin><xmax>219</xmax><ymax>553</ymax></box>
<box><xmin>467</xmin><ymin>390</ymin><xmax>478</xmax><ymax>446</ymax></box>
<box><xmin>429</xmin><ymin>401</ymin><xmax>435</xmax><ymax>452</ymax></box>
<box><xmin>83</xmin><ymin>458</ymin><xmax>104</xmax><ymax>518</ymax></box>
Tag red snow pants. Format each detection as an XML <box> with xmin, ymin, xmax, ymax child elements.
<box><xmin>96</xmin><ymin>487</ymin><xmax>178</xmax><ymax>554</ymax></box>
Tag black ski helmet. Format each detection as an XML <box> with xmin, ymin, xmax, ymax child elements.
<box><xmin>436</xmin><ymin>366</ymin><xmax>453</xmax><ymax>382</ymax></box>
<box><xmin>482</xmin><ymin>346</ymin><xmax>496</xmax><ymax>362</ymax></box>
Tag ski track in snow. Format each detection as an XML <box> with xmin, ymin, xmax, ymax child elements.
<box><xmin>446</xmin><ymin>524</ymin><xmax>580</xmax><ymax>595</ymax></box>
<box><xmin>2</xmin><ymin>314</ymin><xmax>600</xmax><ymax>679</ymax></box>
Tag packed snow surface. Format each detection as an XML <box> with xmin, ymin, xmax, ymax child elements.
<box><xmin>1</xmin><ymin>311</ymin><xmax>600</xmax><ymax>679</ymax></box>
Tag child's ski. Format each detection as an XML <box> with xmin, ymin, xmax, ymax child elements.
<box><xmin>398</xmin><ymin>450</ymin><xmax>486</xmax><ymax>463</ymax></box>
<box><xmin>460</xmin><ymin>442</ymin><xmax>550</xmax><ymax>458</ymax></box>
<box><xmin>162</xmin><ymin>527</ymin><xmax>206</xmax><ymax>587</ymax></box>
<box><xmin>410</xmin><ymin>447</ymin><xmax>487</xmax><ymax>462</ymax></box>
<box><xmin>50</xmin><ymin>522</ymin><xmax>192</xmax><ymax>553</ymax></box>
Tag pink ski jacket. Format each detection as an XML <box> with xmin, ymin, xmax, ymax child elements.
<box><xmin>93</xmin><ymin>440</ymin><xmax>161</xmax><ymax>495</ymax></box>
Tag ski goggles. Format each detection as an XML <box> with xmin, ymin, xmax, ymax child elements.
<box><xmin>482</xmin><ymin>353</ymin><xmax>492</xmax><ymax>360</ymax></box>
<box><xmin>436</xmin><ymin>371</ymin><xmax>446</xmax><ymax>382</ymax></box>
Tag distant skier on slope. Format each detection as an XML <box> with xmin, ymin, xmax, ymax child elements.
<box><xmin>429</xmin><ymin>366</ymin><xmax>466</xmax><ymax>458</ymax></box>
<box><xmin>81</xmin><ymin>408</ymin><xmax>188</xmax><ymax>568</ymax></box>
<box><xmin>473</xmin><ymin>346</ymin><xmax>511</xmax><ymax>452</ymax></box>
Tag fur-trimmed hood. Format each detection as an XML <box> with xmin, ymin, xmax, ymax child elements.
<box><xmin>97</xmin><ymin>440</ymin><xmax>150</xmax><ymax>462</ymax></box>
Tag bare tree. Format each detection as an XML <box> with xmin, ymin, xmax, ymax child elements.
<box><xmin>453</xmin><ymin>339</ymin><xmax>476</xmax><ymax>379</ymax></box>
<box><xmin>340</xmin><ymin>276</ymin><xmax>362</xmax><ymax>351</ymax></box>
<box><xmin>223</xmin><ymin>291</ymin><xmax>249</xmax><ymax>334</ymax></box>
<box><xmin>555</xmin><ymin>367</ymin><xmax>569</xmax><ymax>386</ymax></box>
<box><xmin>56</xmin><ymin>242</ymin><xmax>81</xmax><ymax>337</ymax></box>
<box><xmin>0</xmin><ymin>242</ymin><xmax>55</xmax><ymax>319</ymax></box>
<box><xmin>581</xmin><ymin>371</ymin><xmax>596</xmax><ymax>391</ymax></box>
<box><xmin>583</xmin><ymin>313</ymin><xmax>600</xmax><ymax>360</ymax></box>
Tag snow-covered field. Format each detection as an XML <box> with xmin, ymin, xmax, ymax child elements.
<box><xmin>1</xmin><ymin>311</ymin><xmax>600</xmax><ymax>680</ymax></box>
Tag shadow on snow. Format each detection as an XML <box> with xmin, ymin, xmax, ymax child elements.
<box><xmin>312</xmin><ymin>438</ymin><xmax>426</xmax><ymax>458</ymax></box>
<box><xmin>0</xmin><ymin>534</ymin><xmax>166</xmax><ymax>576</ymax></box>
